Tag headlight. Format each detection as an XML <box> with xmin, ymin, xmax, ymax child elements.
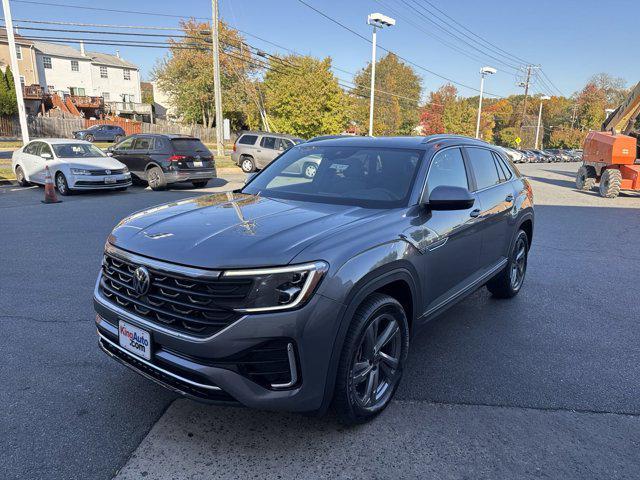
<box><xmin>223</xmin><ymin>261</ymin><xmax>328</xmax><ymax>313</ymax></box>
<box><xmin>71</xmin><ymin>168</ymin><xmax>91</xmax><ymax>175</ymax></box>
<box><xmin>122</xmin><ymin>166</ymin><xmax>130</xmax><ymax>174</ymax></box>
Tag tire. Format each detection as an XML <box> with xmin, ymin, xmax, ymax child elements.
<box><xmin>575</xmin><ymin>165</ymin><xmax>596</xmax><ymax>190</ymax></box>
<box><xmin>15</xmin><ymin>165</ymin><xmax>29</xmax><ymax>186</ymax></box>
<box><xmin>146</xmin><ymin>166</ymin><xmax>167</xmax><ymax>191</ymax></box>
<box><xmin>240</xmin><ymin>156</ymin><xmax>256</xmax><ymax>173</ymax></box>
<box><xmin>486</xmin><ymin>229</ymin><xmax>529</xmax><ymax>299</ymax></box>
<box><xmin>192</xmin><ymin>180</ymin><xmax>209</xmax><ymax>188</ymax></box>
<box><xmin>113</xmin><ymin>135</ymin><xmax>123</xmax><ymax>143</ymax></box>
<box><xmin>303</xmin><ymin>162</ymin><xmax>318</xmax><ymax>179</ymax></box>
<box><xmin>85</xmin><ymin>134</ymin><xmax>94</xmax><ymax>142</ymax></box>
<box><xmin>598</xmin><ymin>168</ymin><xmax>622</xmax><ymax>198</ymax></box>
<box><xmin>55</xmin><ymin>172</ymin><xmax>72</xmax><ymax>196</ymax></box>
<box><xmin>332</xmin><ymin>293</ymin><xmax>409</xmax><ymax>425</ymax></box>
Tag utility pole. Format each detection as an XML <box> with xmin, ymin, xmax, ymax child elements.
<box><xmin>2</xmin><ymin>0</ymin><xmax>29</xmax><ymax>144</ymax></box>
<box><xmin>535</xmin><ymin>95</ymin><xmax>550</xmax><ymax>149</ymax></box>
<box><xmin>368</xmin><ymin>25</ymin><xmax>377</xmax><ymax>137</ymax></box>
<box><xmin>475</xmin><ymin>66</ymin><xmax>496</xmax><ymax>139</ymax></box>
<box><xmin>211</xmin><ymin>0</ymin><xmax>224</xmax><ymax>157</ymax></box>
<box><xmin>519</xmin><ymin>65</ymin><xmax>533</xmax><ymax>131</ymax></box>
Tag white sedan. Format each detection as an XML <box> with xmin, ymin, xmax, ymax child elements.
<box><xmin>12</xmin><ymin>138</ymin><xmax>132</xmax><ymax>195</ymax></box>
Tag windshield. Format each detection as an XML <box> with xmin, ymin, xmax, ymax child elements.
<box><xmin>87</xmin><ymin>125</ymin><xmax>101</xmax><ymax>130</ymax></box>
<box><xmin>242</xmin><ymin>145</ymin><xmax>424</xmax><ymax>208</ymax></box>
<box><xmin>53</xmin><ymin>143</ymin><xmax>106</xmax><ymax>158</ymax></box>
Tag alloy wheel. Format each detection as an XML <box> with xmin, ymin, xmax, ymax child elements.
<box><xmin>510</xmin><ymin>235</ymin><xmax>527</xmax><ymax>290</ymax></box>
<box><xmin>56</xmin><ymin>174</ymin><xmax>67</xmax><ymax>194</ymax></box>
<box><xmin>349</xmin><ymin>313</ymin><xmax>402</xmax><ymax>410</ymax></box>
<box><xmin>241</xmin><ymin>159</ymin><xmax>254</xmax><ymax>173</ymax></box>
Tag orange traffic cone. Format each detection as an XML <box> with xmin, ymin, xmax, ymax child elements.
<box><xmin>42</xmin><ymin>165</ymin><xmax>61</xmax><ymax>204</ymax></box>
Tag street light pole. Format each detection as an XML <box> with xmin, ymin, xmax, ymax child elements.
<box><xmin>1</xmin><ymin>0</ymin><xmax>29</xmax><ymax>144</ymax></box>
<box><xmin>366</xmin><ymin>13</ymin><xmax>395</xmax><ymax>137</ymax></box>
<box><xmin>475</xmin><ymin>66</ymin><xmax>496</xmax><ymax>139</ymax></box>
<box><xmin>211</xmin><ymin>0</ymin><xmax>224</xmax><ymax>157</ymax></box>
<box><xmin>368</xmin><ymin>26</ymin><xmax>377</xmax><ymax>137</ymax></box>
<box><xmin>535</xmin><ymin>95</ymin><xmax>550</xmax><ymax>149</ymax></box>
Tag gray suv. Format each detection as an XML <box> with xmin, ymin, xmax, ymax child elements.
<box><xmin>232</xmin><ymin>131</ymin><xmax>304</xmax><ymax>173</ymax></box>
<box><xmin>94</xmin><ymin>135</ymin><xmax>534</xmax><ymax>424</ymax></box>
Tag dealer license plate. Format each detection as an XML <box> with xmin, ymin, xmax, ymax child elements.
<box><xmin>118</xmin><ymin>320</ymin><xmax>151</xmax><ymax>360</ymax></box>
<box><xmin>105</xmin><ymin>177</ymin><xmax>117</xmax><ymax>184</ymax></box>
<box><xmin>192</xmin><ymin>161</ymin><xmax>203</xmax><ymax>168</ymax></box>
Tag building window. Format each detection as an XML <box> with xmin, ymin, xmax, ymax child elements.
<box><xmin>71</xmin><ymin>60</ymin><xmax>79</xmax><ymax>72</ymax></box>
<box><xmin>43</xmin><ymin>56</ymin><xmax>52</xmax><ymax>69</ymax></box>
<box><xmin>123</xmin><ymin>69</ymin><xmax>131</xmax><ymax>80</ymax></box>
<box><xmin>16</xmin><ymin>46</ymin><xmax>22</xmax><ymax>60</ymax></box>
<box><xmin>47</xmin><ymin>85</ymin><xmax>55</xmax><ymax>93</ymax></box>
<box><xmin>100</xmin><ymin>66</ymin><xmax>108</xmax><ymax>78</ymax></box>
<box><xmin>102</xmin><ymin>92</ymin><xmax>110</xmax><ymax>101</ymax></box>
<box><xmin>19</xmin><ymin>75</ymin><xmax>25</xmax><ymax>88</ymax></box>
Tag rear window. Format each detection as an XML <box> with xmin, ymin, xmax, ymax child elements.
<box><xmin>170</xmin><ymin>138</ymin><xmax>209</xmax><ymax>153</ymax></box>
<box><xmin>238</xmin><ymin>134</ymin><xmax>258</xmax><ymax>145</ymax></box>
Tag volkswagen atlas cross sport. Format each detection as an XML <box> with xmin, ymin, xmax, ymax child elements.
<box><xmin>94</xmin><ymin>135</ymin><xmax>534</xmax><ymax>424</ymax></box>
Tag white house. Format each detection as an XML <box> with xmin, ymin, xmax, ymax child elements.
<box><xmin>32</xmin><ymin>41</ymin><xmax>143</xmax><ymax>114</ymax></box>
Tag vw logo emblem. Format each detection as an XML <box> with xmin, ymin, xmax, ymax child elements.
<box><xmin>132</xmin><ymin>266</ymin><xmax>151</xmax><ymax>297</ymax></box>
<box><xmin>105</xmin><ymin>169</ymin><xmax>111</xmax><ymax>175</ymax></box>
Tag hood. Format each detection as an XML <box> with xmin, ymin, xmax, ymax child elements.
<box><xmin>108</xmin><ymin>192</ymin><xmax>380</xmax><ymax>269</ymax></box>
<box><xmin>67</xmin><ymin>157</ymin><xmax>127</xmax><ymax>170</ymax></box>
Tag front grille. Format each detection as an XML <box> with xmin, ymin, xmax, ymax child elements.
<box><xmin>100</xmin><ymin>253</ymin><xmax>252</xmax><ymax>336</ymax></box>
<box><xmin>99</xmin><ymin>337</ymin><xmax>237</xmax><ymax>402</ymax></box>
<box><xmin>76</xmin><ymin>178</ymin><xmax>130</xmax><ymax>186</ymax></box>
<box><xmin>89</xmin><ymin>169</ymin><xmax>126</xmax><ymax>175</ymax></box>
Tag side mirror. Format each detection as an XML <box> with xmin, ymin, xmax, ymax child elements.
<box><xmin>41</xmin><ymin>152</ymin><xmax>52</xmax><ymax>160</ymax></box>
<box><xmin>106</xmin><ymin>151</ymin><xmax>113</xmax><ymax>157</ymax></box>
<box><xmin>424</xmin><ymin>185</ymin><xmax>475</xmax><ymax>210</ymax></box>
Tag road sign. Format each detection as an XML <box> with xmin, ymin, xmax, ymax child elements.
<box><xmin>515</xmin><ymin>137</ymin><xmax>522</xmax><ymax>145</ymax></box>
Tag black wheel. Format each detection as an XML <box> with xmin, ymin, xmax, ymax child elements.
<box><xmin>486</xmin><ymin>229</ymin><xmax>529</xmax><ymax>298</ymax></box>
<box><xmin>333</xmin><ymin>293</ymin><xmax>409</xmax><ymax>425</ymax></box>
<box><xmin>55</xmin><ymin>172</ymin><xmax>72</xmax><ymax>196</ymax></box>
<box><xmin>576</xmin><ymin>165</ymin><xmax>596</xmax><ymax>190</ymax></box>
<box><xmin>240</xmin><ymin>156</ymin><xmax>255</xmax><ymax>173</ymax></box>
<box><xmin>85</xmin><ymin>134</ymin><xmax>94</xmax><ymax>142</ymax></box>
<box><xmin>15</xmin><ymin>165</ymin><xmax>29</xmax><ymax>186</ymax></box>
<box><xmin>599</xmin><ymin>168</ymin><xmax>621</xmax><ymax>198</ymax></box>
<box><xmin>303</xmin><ymin>162</ymin><xmax>318</xmax><ymax>179</ymax></box>
<box><xmin>113</xmin><ymin>135</ymin><xmax>123</xmax><ymax>143</ymax></box>
<box><xmin>191</xmin><ymin>180</ymin><xmax>209</xmax><ymax>188</ymax></box>
<box><xmin>147</xmin><ymin>166</ymin><xmax>167</xmax><ymax>191</ymax></box>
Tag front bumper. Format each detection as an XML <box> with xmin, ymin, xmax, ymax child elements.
<box><xmin>70</xmin><ymin>174</ymin><xmax>132</xmax><ymax>190</ymax></box>
<box><xmin>93</xmin><ymin>276</ymin><xmax>344</xmax><ymax>412</ymax></box>
<box><xmin>165</xmin><ymin>168</ymin><xmax>217</xmax><ymax>184</ymax></box>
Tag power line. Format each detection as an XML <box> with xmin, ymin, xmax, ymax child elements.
<box><xmin>295</xmin><ymin>0</ymin><xmax>503</xmax><ymax>98</ymax></box>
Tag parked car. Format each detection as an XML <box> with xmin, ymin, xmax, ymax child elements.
<box><xmin>94</xmin><ymin>135</ymin><xmax>534</xmax><ymax>424</ymax></box>
<box><xmin>232</xmin><ymin>131</ymin><xmax>304</xmax><ymax>173</ymax></box>
<box><xmin>107</xmin><ymin>134</ymin><xmax>216</xmax><ymax>190</ymax></box>
<box><xmin>518</xmin><ymin>150</ymin><xmax>535</xmax><ymax>163</ymax></box>
<box><xmin>73</xmin><ymin>124</ymin><xmax>126</xmax><ymax>143</ymax></box>
<box><xmin>12</xmin><ymin>138</ymin><xmax>131</xmax><ymax>195</ymax></box>
<box><xmin>498</xmin><ymin>146</ymin><xmax>525</xmax><ymax>163</ymax></box>
<box><xmin>530</xmin><ymin>149</ymin><xmax>555</xmax><ymax>163</ymax></box>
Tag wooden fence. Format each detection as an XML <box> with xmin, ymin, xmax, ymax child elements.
<box><xmin>0</xmin><ymin>116</ymin><xmax>221</xmax><ymax>143</ymax></box>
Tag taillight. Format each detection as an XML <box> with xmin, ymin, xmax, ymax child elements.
<box><xmin>169</xmin><ymin>155</ymin><xmax>186</xmax><ymax>162</ymax></box>
<box><xmin>233</xmin><ymin>143</ymin><xmax>237</xmax><ymax>152</ymax></box>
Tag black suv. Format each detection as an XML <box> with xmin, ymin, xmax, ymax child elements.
<box><xmin>94</xmin><ymin>135</ymin><xmax>534</xmax><ymax>424</ymax></box>
<box><xmin>108</xmin><ymin>134</ymin><xmax>216</xmax><ymax>190</ymax></box>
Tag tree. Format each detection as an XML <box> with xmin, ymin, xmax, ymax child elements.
<box><xmin>419</xmin><ymin>84</ymin><xmax>476</xmax><ymax>137</ymax></box>
<box><xmin>589</xmin><ymin>73</ymin><xmax>627</xmax><ymax>107</ymax></box>
<box><xmin>263</xmin><ymin>55</ymin><xmax>349</xmax><ymax>138</ymax></box>
<box><xmin>351</xmin><ymin>53</ymin><xmax>421</xmax><ymax>135</ymax></box>
<box><xmin>153</xmin><ymin>19</ymin><xmax>257</xmax><ymax>129</ymax></box>
<box><xmin>0</xmin><ymin>67</ymin><xmax>17</xmax><ymax>117</ymax></box>
<box><xmin>575</xmin><ymin>82</ymin><xmax>606</xmax><ymax>130</ymax></box>
<box><xmin>547</xmin><ymin>127</ymin><xmax>584</xmax><ymax>149</ymax></box>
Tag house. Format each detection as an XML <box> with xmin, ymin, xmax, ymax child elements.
<box><xmin>152</xmin><ymin>81</ymin><xmax>180</xmax><ymax>121</ymax></box>
<box><xmin>0</xmin><ymin>33</ymin><xmax>149</xmax><ymax>119</ymax></box>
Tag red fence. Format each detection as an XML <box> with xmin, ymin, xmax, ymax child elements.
<box><xmin>85</xmin><ymin>117</ymin><xmax>142</xmax><ymax>136</ymax></box>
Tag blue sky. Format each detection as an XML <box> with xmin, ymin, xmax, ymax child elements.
<box><xmin>10</xmin><ymin>0</ymin><xmax>640</xmax><ymax>99</ymax></box>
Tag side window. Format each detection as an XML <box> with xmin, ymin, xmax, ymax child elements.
<box><xmin>154</xmin><ymin>137</ymin><xmax>166</xmax><ymax>151</ymax></box>
<box><xmin>39</xmin><ymin>143</ymin><xmax>54</xmax><ymax>158</ymax></box>
<box><xmin>133</xmin><ymin>137</ymin><xmax>151</xmax><ymax>150</ymax></box>
<box><xmin>279</xmin><ymin>138</ymin><xmax>293</xmax><ymax>150</ymax></box>
<box><xmin>260</xmin><ymin>136</ymin><xmax>277</xmax><ymax>149</ymax></box>
<box><xmin>24</xmin><ymin>142</ymin><xmax>38</xmax><ymax>155</ymax></box>
<box><xmin>238</xmin><ymin>134</ymin><xmax>258</xmax><ymax>145</ymax></box>
<box><xmin>426</xmin><ymin>148</ymin><xmax>468</xmax><ymax>197</ymax></box>
<box><xmin>115</xmin><ymin>137</ymin><xmax>135</xmax><ymax>151</ymax></box>
<box><xmin>466</xmin><ymin>147</ymin><xmax>500</xmax><ymax>190</ymax></box>
<box><xmin>492</xmin><ymin>152</ymin><xmax>513</xmax><ymax>181</ymax></box>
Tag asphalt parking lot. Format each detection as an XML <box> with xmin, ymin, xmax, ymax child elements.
<box><xmin>2</xmin><ymin>163</ymin><xmax>640</xmax><ymax>480</ymax></box>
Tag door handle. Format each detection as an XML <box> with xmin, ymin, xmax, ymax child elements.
<box><xmin>505</xmin><ymin>194</ymin><xmax>514</xmax><ymax>202</ymax></box>
<box><xmin>470</xmin><ymin>209</ymin><xmax>481</xmax><ymax>218</ymax></box>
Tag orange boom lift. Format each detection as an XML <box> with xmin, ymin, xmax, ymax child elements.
<box><xmin>576</xmin><ymin>81</ymin><xmax>640</xmax><ymax>198</ymax></box>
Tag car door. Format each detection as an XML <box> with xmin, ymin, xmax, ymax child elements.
<box><xmin>130</xmin><ymin>136</ymin><xmax>153</xmax><ymax>177</ymax></box>
<box><xmin>464</xmin><ymin>146</ymin><xmax>516</xmax><ymax>271</ymax></box>
<box><xmin>406</xmin><ymin>146</ymin><xmax>484</xmax><ymax>315</ymax></box>
<box><xmin>19</xmin><ymin>141</ymin><xmax>41</xmax><ymax>180</ymax></box>
<box><xmin>256</xmin><ymin>135</ymin><xmax>278</xmax><ymax>168</ymax></box>
<box><xmin>31</xmin><ymin>142</ymin><xmax>52</xmax><ymax>184</ymax></box>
